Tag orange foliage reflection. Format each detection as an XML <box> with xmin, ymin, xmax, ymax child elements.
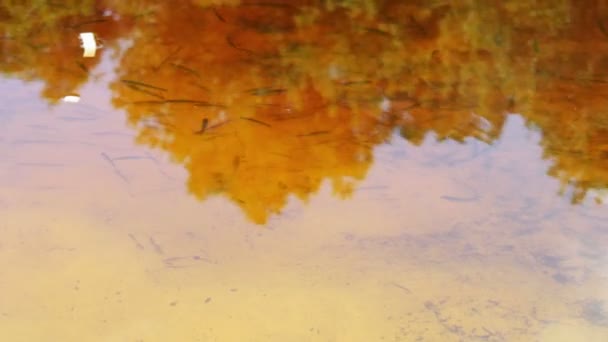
<box><xmin>0</xmin><ymin>0</ymin><xmax>134</xmax><ymax>102</ymax></box>
<box><xmin>2</xmin><ymin>0</ymin><xmax>608</xmax><ymax>222</ymax></box>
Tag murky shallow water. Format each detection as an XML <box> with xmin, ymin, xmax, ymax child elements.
<box><xmin>1</xmin><ymin>1</ymin><xmax>608</xmax><ymax>341</ymax></box>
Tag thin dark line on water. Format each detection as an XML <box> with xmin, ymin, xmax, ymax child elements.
<box><xmin>155</xmin><ymin>46</ymin><xmax>182</xmax><ymax>70</ymax></box>
<box><xmin>440</xmin><ymin>195</ymin><xmax>478</xmax><ymax>202</ymax></box>
<box><xmin>240</xmin><ymin>116</ymin><xmax>272</xmax><ymax>127</ymax></box>
<box><xmin>388</xmin><ymin>282</ymin><xmax>412</xmax><ymax>293</ymax></box>
<box><xmin>69</xmin><ymin>18</ymin><xmax>108</xmax><ymax>29</ymax></box>
<box><xmin>226</xmin><ymin>34</ymin><xmax>256</xmax><ymax>55</ymax></box>
<box><xmin>212</xmin><ymin>7</ymin><xmax>226</xmax><ymax>22</ymax></box>
<box><xmin>121</xmin><ymin>79</ymin><xmax>167</xmax><ymax>91</ymax></box>
<box><xmin>297</xmin><ymin>130</ymin><xmax>330</xmax><ymax>137</ymax></box>
<box><xmin>128</xmin><ymin>233</ymin><xmax>144</xmax><ymax>250</ymax></box>
<box><xmin>125</xmin><ymin>84</ymin><xmax>165</xmax><ymax>99</ymax></box>
<box><xmin>100</xmin><ymin>152</ymin><xmax>129</xmax><ymax>184</ymax></box>
<box><xmin>239</xmin><ymin>2</ymin><xmax>297</xmax><ymax>10</ymax></box>
<box><xmin>149</xmin><ymin>237</ymin><xmax>164</xmax><ymax>255</ymax></box>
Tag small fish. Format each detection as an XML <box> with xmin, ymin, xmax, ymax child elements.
<box><xmin>132</xmin><ymin>99</ymin><xmax>212</xmax><ymax>106</ymax></box>
<box><xmin>194</xmin><ymin>118</ymin><xmax>209</xmax><ymax>135</ymax></box>
<box><xmin>532</xmin><ymin>39</ymin><xmax>540</xmax><ymax>53</ymax></box>
<box><xmin>226</xmin><ymin>35</ymin><xmax>255</xmax><ymax>54</ymax></box>
<box><xmin>125</xmin><ymin>84</ymin><xmax>165</xmax><ymax>99</ymax></box>
<box><xmin>340</xmin><ymin>80</ymin><xmax>371</xmax><ymax>86</ymax></box>
<box><xmin>75</xmin><ymin>61</ymin><xmax>88</xmax><ymax>73</ymax></box>
<box><xmin>212</xmin><ymin>7</ymin><xmax>225</xmax><ymax>22</ymax></box>
<box><xmin>194</xmin><ymin>103</ymin><xmax>227</xmax><ymax>108</ymax></box>
<box><xmin>121</xmin><ymin>79</ymin><xmax>167</xmax><ymax>92</ymax></box>
<box><xmin>599</xmin><ymin>20</ymin><xmax>608</xmax><ymax>38</ymax></box>
<box><xmin>241</xmin><ymin>2</ymin><xmax>296</xmax><ymax>10</ymax></box>
<box><xmin>246</xmin><ymin>87</ymin><xmax>286</xmax><ymax>96</ymax></box>
<box><xmin>237</xmin><ymin>18</ymin><xmax>292</xmax><ymax>34</ymax></box>
<box><xmin>149</xmin><ymin>237</ymin><xmax>164</xmax><ymax>255</ymax></box>
<box><xmin>70</xmin><ymin>18</ymin><xmax>108</xmax><ymax>29</ymax></box>
<box><xmin>297</xmin><ymin>130</ymin><xmax>330</xmax><ymax>137</ymax></box>
<box><xmin>128</xmin><ymin>233</ymin><xmax>144</xmax><ymax>250</ymax></box>
<box><xmin>170</xmin><ymin>62</ymin><xmax>200</xmax><ymax>78</ymax></box>
<box><xmin>440</xmin><ymin>195</ymin><xmax>478</xmax><ymax>202</ymax></box>
<box><xmin>388</xmin><ymin>282</ymin><xmax>412</xmax><ymax>293</ymax></box>
<box><xmin>188</xmin><ymin>81</ymin><xmax>210</xmax><ymax>92</ymax></box>
<box><xmin>154</xmin><ymin>46</ymin><xmax>183</xmax><ymax>70</ymax></box>
<box><xmin>408</xmin><ymin>15</ymin><xmax>426</xmax><ymax>35</ymax></box>
<box><xmin>163</xmin><ymin>255</ymin><xmax>213</xmax><ymax>268</ymax></box>
<box><xmin>240</xmin><ymin>116</ymin><xmax>271</xmax><ymax>127</ymax></box>
<box><xmin>364</xmin><ymin>27</ymin><xmax>393</xmax><ymax>38</ymax></box>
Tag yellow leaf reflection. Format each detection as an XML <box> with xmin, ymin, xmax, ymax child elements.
<box><xmin>108</xmin><ymin>0</ymin><xmax>608</xmax><ymax>219</ymax></box>
<box><xmin>2</xmin><ymin>0</ymin><xmax>608</xmax><ymax>221</ymax></box>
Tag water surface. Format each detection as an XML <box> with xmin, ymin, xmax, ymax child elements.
<box><xmin>1</xmin><ymin>1</ymin><xmax>608</xmax><ymax>341</ymax></box>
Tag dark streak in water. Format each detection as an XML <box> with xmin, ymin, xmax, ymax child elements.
<box><xmin>194</xmin><ymin>118</ymin><xmax>209</xmax><ymax>135</ymax></box>
<box><xmin>226</xmin><ymin>34</ymin><xmax>255</xmax><ymax>55</ymax></box>
<box><xmin>388</xmin><ymin>282</ymin><xmax>412</xmax><ymax>293</ymax></box>
<box><xmin>246</xmin><ymin>87</ymin><xmax>286</xmax><ymax>96</ymax></box>
<box><xmin>440</xmin><ymin>195</ymin><xmax>478</xmax><ymax>202</ymax></box>
<box><xmin>132</xmin><ymin>99</ymin><xmax>213</xmax><ymax>106</ymax></box>
<box><xmin>125</xmin><ymin>84</ymin><xmax>165</xmax><ymax>99</ymax></box>
<box><xmin>128</xmin><ymin>233</ymin><xmax>144</xmax><ymax>250</ymax></box>
<box><xmin>70</xmin><ymin>18</ymin><xmax>108</xmax><ymax>29</ymax></box>
<box><xmin>163</xmin><ymin>255</ymin><xmax>215</xmax><ymax>268</ymax></box>
<box><xmin>598</xmin><ymin>20</ymin><xmax>608</xmax><ymax>38</ymax></box>
<box><xmin>121</xmin><ymin>79</ymin><xmax>167</xmax><ymax>91</ymax></box>
<box><xmin>363</xmin><ymin>27</ymin><xmax>393</xmax><ymax>38</ymax></box>
<box><xmin>240</xmin><ymin>116</ymin><xmax>272</xmax><ymax>127</ymax></box>
<box><xmin>240</xmin><ymin>2</ymin><xmax>296</xmax><ymax>10</ymax></box>
<box><xmin>297</xmin><ymin>130</ymin><xmax>330</xmax><ymax>137</ymax></box>
<box><xmin>170</xmin><ymin>62</ymin><xmax>201</xmax><ymax>78</ymax></box>
<box><xmin>212</xmin><ymin>7</ymin><xmax>225</xmax><ymax>22</ymax></box>
<box><xmin>440</xmin><ymin>179</ymin><xmax>479</xmax><ymax>203</ymax></box>
<box><xmin>149</xmin><ymin>237</ymin><xmax>164</xmax><ymax>255</ymax></box>
<box><xmin>100</xmin><ymin>152</ymin><xmax>129</xmax><ymax>184</ymax></box>
<box><xmin>154</xmin><ymin>46</ymin><xmax>183</xmax><ymax>71</ymax></box>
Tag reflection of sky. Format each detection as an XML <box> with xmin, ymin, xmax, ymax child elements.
<box><xmin>1</xmin><ymin>43</ymin><xmax>607</xmax><ymax>342</ymax></box>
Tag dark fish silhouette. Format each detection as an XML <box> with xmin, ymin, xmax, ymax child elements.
<box><xmin>194</xmin><ymin>118</ymin><xmax>209</xmax><ymax>135</ymax></box>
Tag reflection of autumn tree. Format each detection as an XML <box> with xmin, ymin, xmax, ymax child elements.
<box><xmin>3</xmin><ymin>0</ymin><xmax>607</xmax><ymax>218</ymax></box>
<box><xmin>521</xmin><ymin>2</ymin><xmax>608</xmax><ymax>203</ymax></box>
<box><xmin>109</xmin><ymin>0</ymin><xmax>608</xmax><ymax>221</ymax></box>
<box><xmin>111</xmin><ymin>1</ymin><xmax>392</xmax><ymax>223</ymax></box>
<box><xmin>529</xmin><ymin>81</ymin><xmax>608</xmax><ymax>204</ymax></box>
<box><xmin>0</xmin><ymin>0</ymin><xmax>133</xmax><ymax>102</ymax></box>
<box><xmin>387</xmin><ymin>0</ymin><xmax>608</xmax><ymax>203</ymax></box>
